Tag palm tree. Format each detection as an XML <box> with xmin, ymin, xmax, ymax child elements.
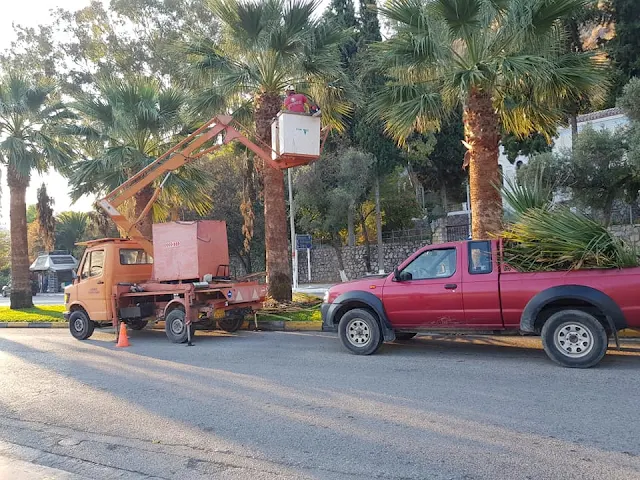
<box><xmin>66</xmin><ymin>76</ymin><xmax>212</xmax><ymax>240</ymax></box>
<box><xmin>55</xmin><ymin>212</ymin><xmax>89</xmax><ymax>257</ymax></box>
<box><xmin>370</xmin><ymin>0</ymin><xmax>607</xmax><ymax>239</ymax></box>
<box><xmin>0</xmin><ymin>74</ymin><xmax>74</xmax><ymax>308</ymax></box>
<box><xmin>185</xmin><ymin>0</ymin><xmax>352</xmax><ymax>301</ymax></box>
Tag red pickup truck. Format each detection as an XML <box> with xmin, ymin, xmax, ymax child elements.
<box><xmin>321</xmin><ymin>239</ymin><xmax>640</xmax><ymax>368</ymax></box>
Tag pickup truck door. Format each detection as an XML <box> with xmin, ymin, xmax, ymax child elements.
<box><xmin>462</xmin><ymin>240</ymin><xmax>503</xmax><ymax>328</ymax></box>
<box><xmin>382</xmin><ymin>246</ymin><xmax>465</xmax><ymax>328</ymax></box>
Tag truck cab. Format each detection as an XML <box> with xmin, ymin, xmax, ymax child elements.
<box><xmin>64</xmin><ymin>239</ymin><xmax>153</xmax><ymax>325</ymax></box>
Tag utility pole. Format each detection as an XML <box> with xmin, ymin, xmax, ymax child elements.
<box><xmin>466</xmin><ymin>178</ymin><xmax>472</xmax><ymax>239</ymax></box>
<box><xmin>288</xmin><ymin>168</ymin><xmax>298</xmax><ymax>289</ymax></box>
<box><xmin>375</xmin><ymin>176</ymin><xmax>384</xmax><ymax>274</ymax></box>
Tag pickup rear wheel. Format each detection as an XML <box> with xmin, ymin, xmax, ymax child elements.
<box><xmin>165</xmin><ymin>309</ymin><xmax>195</xmax><ymax>343</ymax></box>
<box><xmin>69</xmin><ymin>310</ymin><xmax>95</xmax><ymax>340</ymax></box>
<box><xmin>541</xmin><ymin>309</ymin><xmax>608</xmax><ymax>368</ymax></box>
<box><xmin>338</xmin><ymin>309</ymin><xmax>383</xmax><ymax>355</ymax></box>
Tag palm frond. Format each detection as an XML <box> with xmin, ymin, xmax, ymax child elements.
<box><xmin>501</xmin><ymin>208</ymin><xmax>638</xmax><ymax>271</ymax></box>
<box><xmin>368</xmin><ymin>82</ymin><xmax>446</xmax><ymax>144</ymax></box>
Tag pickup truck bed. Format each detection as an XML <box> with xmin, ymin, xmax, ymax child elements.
<box><xmin>321</xmin><ymin>239</ymin><xmax>640</xmax><ymax>368</ymax></box>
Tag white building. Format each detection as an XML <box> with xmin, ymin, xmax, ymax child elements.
<box><xmin>498</xmin><ymin>107</ymin><xmax>630</xmax><ymax>185</ymax></box>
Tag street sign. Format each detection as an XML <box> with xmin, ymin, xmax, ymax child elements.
<box><xmin>296</xmin><ymin>234</ymin><xmax>312</xmax><ymax>250</ymax></box>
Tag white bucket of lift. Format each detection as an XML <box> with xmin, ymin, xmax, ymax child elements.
<box><xmin>271</xmin><ymin>111</ymin><xmax>321</xmax><ymax>161</ymax></box>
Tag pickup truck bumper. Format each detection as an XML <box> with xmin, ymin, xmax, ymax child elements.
<box><xmin>63</xmin><ymin>311</ymin><xmax>71</xmax><ymax>321</ymax></box>
<box><xmin>320</xmin><ymin>302</ymin><xmax>338</xmax><ymax>332</ymax></box>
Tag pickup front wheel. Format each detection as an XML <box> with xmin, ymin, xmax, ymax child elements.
<box><xmin>541</xmin><ymin>310</ymin><xmax>608</xmax><ymax>368</ymax></box>
<box><xmin>338</xmin><ymin>309</ymin><xmax>382</xmax><ymax>355</ymax></box>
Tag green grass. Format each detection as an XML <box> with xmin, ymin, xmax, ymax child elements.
<box><xmin>256</xmin><ymin>305</ymin><xmax>322</xmax><ymax>322</ymax></box>
<box><xmin>0</xmin><ymin>305</ymin><xmax>66</xmax><ymax>322</ymax></box>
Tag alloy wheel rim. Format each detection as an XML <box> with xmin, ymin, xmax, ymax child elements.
<box><xmin>554</xmin><ymin>322</ymin><xmax>594</xmax><ymax>358</ymax></box>
<box><xmin>346</xmin><ymin>318</ymin><xmax>371</xmax><ymax>347</ymax></box>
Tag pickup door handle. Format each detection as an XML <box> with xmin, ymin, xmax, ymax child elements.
<box><xmin>96</xmin><ymin>281</ymin><xmax>105</xmax><ymax>285</ymax></box>
<box><xmin>444</xmin><ymin>284</ymin><xmax>458</xmax><ymax>290</ymax></box>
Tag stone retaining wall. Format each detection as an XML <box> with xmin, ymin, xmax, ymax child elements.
<box><xmin>296</xmin><ymin>241</ymin><xmax>428</xmax><ymax>283</ymax></box>
<box><xmin>228</xmin><ymin>223</ymin><xmax>640</xmax><ymax>284</ymax></box>
<box><xmin>609</xmin><ymin>225</ymin><xmax>640</xmax><ymax>245</ymax></box>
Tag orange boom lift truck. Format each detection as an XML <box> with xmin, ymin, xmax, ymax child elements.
<box><xmin>64</xmin><ymin>112</ymin><xmax>327</xmax><ymax>344</ymax></box>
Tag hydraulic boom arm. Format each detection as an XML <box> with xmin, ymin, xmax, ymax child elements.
<box><xmin>97</xmin><ymin>115</ymin><xmax>299</xmax><ymax>255</ymax></box>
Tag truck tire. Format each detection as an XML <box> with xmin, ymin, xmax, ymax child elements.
<box><xmin>338</xmin><ymin>308</ymin><xmax>383</xmax><ymax>355</ymax></box>
<box><xmin>395</xmin><ymin>332</ymin><xmax>417</xmax><ymax>341</ymax></box>
<box><xmin>218</xmin><ymin>316</ymin><xmax>244</xmax><ymax>332</ymax></box>
<box><xmin>129</xmin><ymin>320</ymin><xmax>148</xmax><ymax>331</ymax></box>
<box><xmin>165</xmin><ymin>309</ymin><xmax>195</xmax><ymax>343</ymax></box>
<box><xmin>541</xmin><ymin>309</ymin><xmax>608</xmax><ymax>368</ymax></box>
<box><xmin>69</xmin><ymin>310</ymin><xmax>95</xmax><ymax>340</ymax></box>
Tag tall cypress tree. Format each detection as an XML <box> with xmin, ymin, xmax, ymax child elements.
<box><xmin>608</xmin><ymin>0</ymin><xmax>640</xmax><ymax>99</ymax></box>
<box><xmin>323</xmin><ymin>0</ymin><xmax>358</xmax><ymax>70</ymax></box>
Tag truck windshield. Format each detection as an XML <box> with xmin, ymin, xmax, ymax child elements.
<box><xmin>119</xmin><ymin>249</ymin><xmax>153</xmax><ymax>265</ymax></box>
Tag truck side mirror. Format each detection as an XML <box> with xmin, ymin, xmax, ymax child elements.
<box><xmin>393</xmin><ymin>267</ymin><xmax>401</xmax><ymax>282</ymax></box>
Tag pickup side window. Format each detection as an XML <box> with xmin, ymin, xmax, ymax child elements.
<box><xmin>401</xmin><ymin>248</ymin><xmax>457</xmax><ymax>281</ymax></box>
<box><xmin>120</xmin><ymin>249</ymin><xmax>153</xmax><ymax>265</ymax></box>
<box><xmin>468</xmin><ymin>241</ymin><xmax>492</xmax><ymax>274</ymax></box>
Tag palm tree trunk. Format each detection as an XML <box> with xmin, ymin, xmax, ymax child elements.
<box><xmin>569</xmin><ymin>114</ymin><xmax>578</xmax><ymax>148</ymax></box>
<box><xmin>464</xmin><ymin>90</ymin><xmax>503</xmax><ymax>239</ymax></box>
<box><xmin>134</xmin><ymin>186</ymin><xmax>154</xmax><ymax>240</ymax></box>
<box><xmin>255</xmin><ymin>92</ymin><xmax>292</xmax><ymax>302</ymax></box>
<box><xmin>7</xmin><ymin>167</ymin><xmax>33</xmax><ymax>309</ymax></box>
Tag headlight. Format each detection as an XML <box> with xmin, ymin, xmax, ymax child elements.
<box><xmin>323</xmin><ymin>290</ymin><xmax>329</xmax><ymax>303</ymax></box>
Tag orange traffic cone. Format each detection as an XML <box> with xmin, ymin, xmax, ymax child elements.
<box><xmin>116</xmin><ymin>323</ymin><xmax>130</xmax><ymax>348</ymax></box>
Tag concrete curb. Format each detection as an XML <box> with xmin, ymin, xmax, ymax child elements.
<box><xmin>0</xmin><ymin>320</ymin><xmax>324</xmax><ymax>332</ymax></box>
<box><xmin>241</xmin><ymin>320</ymin><xmax>321</xmax><ymax>331</ymax></box>
<box><xmin>0</xmin><ymin>322</ymin><xmax>68</xmax><ymax>328</ymax></box>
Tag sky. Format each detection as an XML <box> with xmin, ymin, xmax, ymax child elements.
<box><xmin>0</xmin><ymin>1</ymin><xmax>104</xmax><ymax>228</ymax></box>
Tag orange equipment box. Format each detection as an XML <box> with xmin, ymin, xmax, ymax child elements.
<box><xmin>152</xmin><ymin>221</ymin><xmax>230</xmax><ymax>282</ymax></box>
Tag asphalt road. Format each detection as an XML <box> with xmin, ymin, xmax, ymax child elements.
<box><xmin>0</xmin><ymin>293</ymin><xmax>64</xmax><ymax>306</ymax></box>
<box><xmin>1</xmin><ymin>329</ymin><xmax>640</xmax><ymax>479</ymax></box>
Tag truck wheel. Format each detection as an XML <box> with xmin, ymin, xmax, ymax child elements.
<box><xmin>165</xmin><ymin>309</ymin><xmax>195</xmax><ymax>343</ymax></box>
<box><xmin>69</xmin><ymin>310</ymin><xmax>95</xmax><ymax>340</ymax></box>
<box><xmin>338</xmin><ymin>309</ymin><xmax>383</xmax><ymax>355</ymax></box>
<box><xmin>129</xmin><ymin>320</ymin><xmax>148</xmax><ymax>331</ymax></box>
<box><xmin>541</xmin><ymin>309</ymin><xmax>608</xmax><ymax>368</ymax></box>
<box><xmin>218</xmin><ymin>316</ymin><xmax>244</xmax><ymax>332</ymax></box>
<box><xmin>395</xmin><ymin>332</ymin><xmax>417</xmax><ymax>341</ymax></box>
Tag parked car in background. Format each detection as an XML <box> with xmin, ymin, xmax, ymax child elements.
<box><xmin>2</xmin><ymin>281</ymin><xmax>38</xmax><ymax>297</ymax></box>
